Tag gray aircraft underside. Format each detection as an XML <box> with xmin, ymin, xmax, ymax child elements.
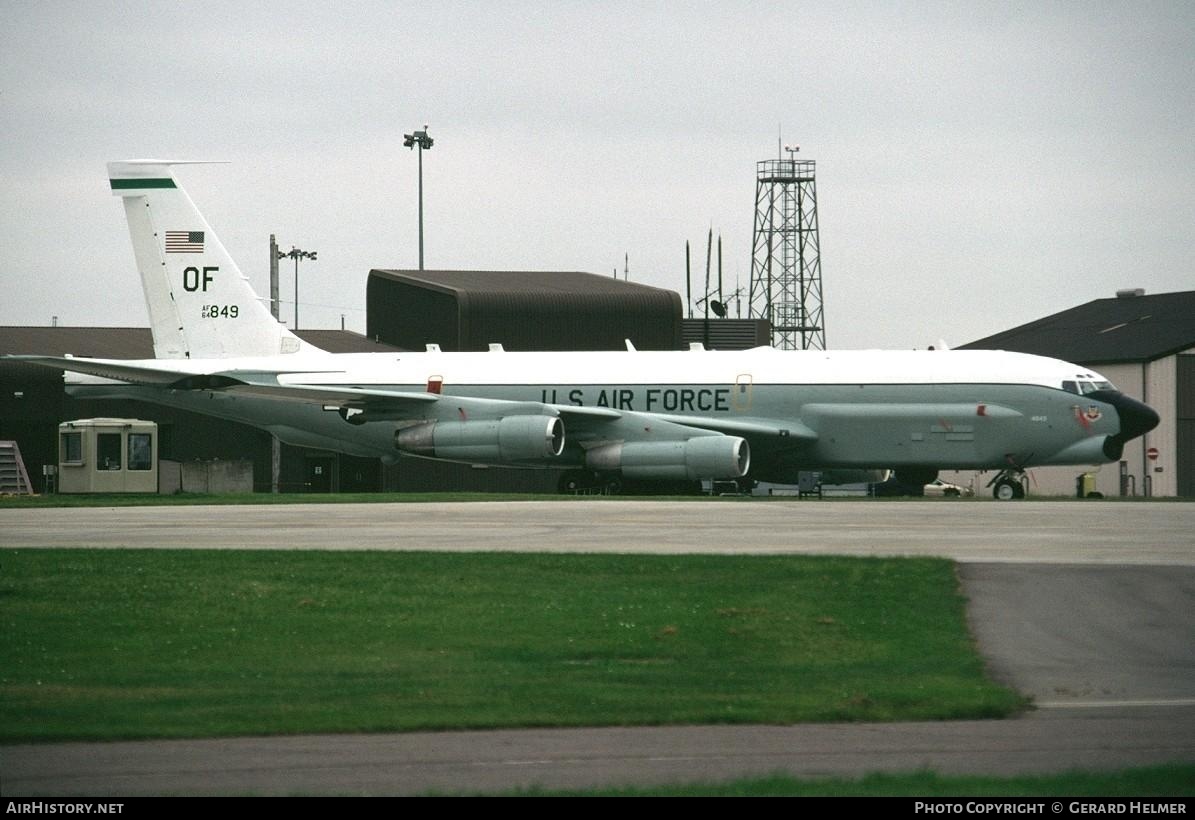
<box><xmin>69</xmin><ymin>378</ymin><xmax>1137</xmax><ymax>484</ymax></box>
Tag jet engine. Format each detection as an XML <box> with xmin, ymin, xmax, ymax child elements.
<box><xmin>585</xmin><ymin>436</ymin><xmax>750</xmax><ymax>480</ymax></box>
<box><xmin>396</xmin><ymin>415</ymin><xmax>565</xmax><ymax>463</ymax></box>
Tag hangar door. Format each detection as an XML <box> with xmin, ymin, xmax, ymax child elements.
<box><xmin>1179</xmin><ymin>355</ymin><xmax>1195</xmax><ymax>498</ymax></box>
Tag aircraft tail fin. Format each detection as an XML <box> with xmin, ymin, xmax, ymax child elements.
<box><xmin>108</xmin><ymin>160</ymin><xmax>320</xmax><ymax>359</ymax></box>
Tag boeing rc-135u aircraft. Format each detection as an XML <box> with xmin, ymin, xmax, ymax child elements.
<box><xmin>14</xmin><ymin>161</ymin><xmax>1159</xmax><ymax>498</ymax></box>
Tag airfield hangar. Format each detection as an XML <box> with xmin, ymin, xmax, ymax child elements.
<box><xmin>961</xmin><ymin>288</ymin><xmax>1195</xmax><ymax>498</ymax></box>
<box><xmin>367</xmin><ymin>269</ymin><xmax>683</xmax><ymax>351</ymax></box>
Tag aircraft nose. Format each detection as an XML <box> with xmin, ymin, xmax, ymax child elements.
<box><xmin>1115</xmin><ymin>394</ymin><xmax>1160</xmax><ymax>441</ymax></box>
<box><xmin>1090</xmin><ymin>390</ymin><xmax>1160</xmax><ymax>461</ymax></box>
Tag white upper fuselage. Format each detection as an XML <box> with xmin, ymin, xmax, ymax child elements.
<box><xmin>67</xmin><ymin>346</ymin><xmax>1107</xmax><ymax>393</ymax></box>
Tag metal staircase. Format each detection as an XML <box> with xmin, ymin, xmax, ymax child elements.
<box><xmin>0</xmin><ymin>440</ymin><xmax>34</xmax><ymax>495</ymax></box>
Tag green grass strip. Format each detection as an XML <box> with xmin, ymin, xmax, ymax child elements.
<box><xmin>1</xmin><ymin>549</ymin><xmax>1022</xmax><ymax>742</ymax></box>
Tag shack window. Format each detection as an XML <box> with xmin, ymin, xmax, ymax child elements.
<box><xmin>128</xmin><ymin>433</ymin><xmax>152</xmax><ymax>471</ymax></box>
<box><xmin>61</xmin><ymin>431</ymin><xmax>83</xmax><ymax>464</ymax></box>
<box><xmin>97</xmin><ymin>433</ymin><xmax>122</xmax><ymax>471</ymax></box>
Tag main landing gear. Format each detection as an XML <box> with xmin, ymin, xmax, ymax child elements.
<box><xmin>558</xmin><ymin>469</ymin><xmax>619</xmax><ymax>495</ymax></box>
<box><xmin>987</xmin><ymin>469</ymin><xmax>1027</xmax><ymax>500</ymax></box>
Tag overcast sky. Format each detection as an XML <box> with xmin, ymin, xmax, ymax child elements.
<box><xmin>2</xmin><ymin>1</ymin><xmax>1192</xmax><ymax>349</ymax></box>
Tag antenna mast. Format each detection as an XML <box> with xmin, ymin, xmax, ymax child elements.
<box><xmin>748</xmin><ymin>142</ymin><xmax>825</xmax><ymax>350</ymax></box>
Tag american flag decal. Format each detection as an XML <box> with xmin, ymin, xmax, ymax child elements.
<box><xmin>165</xmin><ymin>231</ymin><xmax>204</xmax><ymax>253</ymax></box>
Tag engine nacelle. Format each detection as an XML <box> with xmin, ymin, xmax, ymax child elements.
<box><xmin>395</xmin><ymin>415</ymin><xmax>565</xmax><ymax>463</ymax></box>
<box><xmin>586</xmin><ymin>436</ymin><xmax>750</xmax><ymax>480</ymax></box>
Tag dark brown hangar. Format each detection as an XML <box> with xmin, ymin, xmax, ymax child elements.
<box><xmin>366</xmin><ymin>269</ymin><xmax>684</xmax><ymax>352</ymax></box>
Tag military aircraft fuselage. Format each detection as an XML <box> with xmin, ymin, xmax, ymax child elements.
<box><xmin>64</xmin><ymin>344</ymin><xmax>1152</xmax><ymax>485</ymax></box>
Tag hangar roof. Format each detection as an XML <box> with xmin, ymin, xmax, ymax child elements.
<box><xmin>373</xmin><ymin>269</ymin><xmax>670</xmax><ymax>296</ymax></box>
<box><xmin>288</xmin><ymin>330</ymin><xmax>403</xmax><ymax>354</ymax></box>
<box><xmin>1</xmin><ymin>326</ymin><xmax>156</xmax><ymax>359</ymax></box>
<box><xmin>962</xmin><ymin>290</ymin><xmax>1195</xmax><ymax>365</ymax></box>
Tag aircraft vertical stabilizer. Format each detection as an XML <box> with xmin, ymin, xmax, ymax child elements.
<box><xmin>107</xmin><ymin>160</ymin><xmax>317</xmax><ymax>359</ymax></box>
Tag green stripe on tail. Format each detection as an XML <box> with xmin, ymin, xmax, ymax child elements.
<box><xmin>110</xmin><ymin>178</ymin><xmax>177</xmax><ymax>190</ymax></box>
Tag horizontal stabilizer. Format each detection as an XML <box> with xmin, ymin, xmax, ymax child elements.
<box><xmin>6</xmin><ymin>355</ymin><xmax>203</xmax><ymax>386</ymax></box>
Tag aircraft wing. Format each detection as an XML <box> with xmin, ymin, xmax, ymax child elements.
<box><xmin>10</xmin><ymin>355</ymin><xmax>816</xmax><ymax>458</ymax></box>
<box><xmin>193</xmin><ymin>370</ymin><xmax>809</xmax><ymax>463</ymax></box>
<box><xmin>216</xmin><ymin>374</ymin><xmax>804</xmax><ymax>447</ymax></box>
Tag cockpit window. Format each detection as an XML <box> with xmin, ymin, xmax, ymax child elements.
<box><xmin>1064</xmin><ymin>379</ymin><xmax>1118</xmax><ymax>395</ymax></box>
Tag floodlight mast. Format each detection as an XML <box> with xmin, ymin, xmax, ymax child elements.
<box><xmin>277</xmin><ymin>246</ymin><xmax>317</xmax><ymax>329</ymax></box>
<box><xmin>403</xmin><ymin>126</ymin><xmax>434</xmax><ymax>270</ymax></box>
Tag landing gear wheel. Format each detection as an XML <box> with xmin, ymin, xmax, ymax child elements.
<box><xmin>993</xmin><ymin>478</ymin><xmax>1020</xmax><ymax>500</ymax></box>
<box><xmin>988</xmin><ymin>467</ymin><xmax>1028</xmax><ymax>501</ymax></box>
<box><xmin>558</xmin><ymin>470</ymin><xmax>595</xmax><ymax>494</ymax></box>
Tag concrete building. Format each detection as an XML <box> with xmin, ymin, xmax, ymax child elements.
<box><xmin>962</xmin><ymin>289</ymin><xmax>1195</xmax><ymax>497</ymax></box>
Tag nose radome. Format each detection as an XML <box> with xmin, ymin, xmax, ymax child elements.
<box><xmin>1090</xmin><ymin>390</ymin><xmax>1160</xmax><ymax>461</ymax></box>
<box><xmin>1107</xmin><ymin>392</ymin><xmax>1160</xmax><ymax>441</ymax></box>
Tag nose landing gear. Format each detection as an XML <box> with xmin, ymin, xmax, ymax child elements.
<box><xmin>987</xmin><ymin>470</ymin><xmax>1027</xmax><ymax>500</ymax></box>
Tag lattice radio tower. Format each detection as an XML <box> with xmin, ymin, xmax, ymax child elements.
<box><xmin>748</xmin><ymin>145</ymin><xmax>825</xmax><ymax>350</ymax></box>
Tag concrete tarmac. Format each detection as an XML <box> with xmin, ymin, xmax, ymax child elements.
<box><xmin>4</xmin><ymin>708</ymin><xmax>1194</xmax><ymax>796</ymax></box>
<box><xmin>2</xmin><ymin>499</ymin><xmax>1193</xmax><ymax>795</ymax></box>
<box><xmin>2</xmin><ymin>500</ymin><xmax>1194</xmax><ymax>564</ymax></box>
<box><xmin>961</xmin><ymin>563</ymin><xmax>1195</xmax><ymax>707</ymax></box>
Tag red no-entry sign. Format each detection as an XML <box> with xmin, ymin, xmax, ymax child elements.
<box><xmin>1147</xmin><ymin>446</ymin><xmax>1159</xmax><ymax>461</ymax></box>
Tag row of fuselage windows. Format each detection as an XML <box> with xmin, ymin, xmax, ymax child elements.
<box><xmin>61</xmin><ymin>432</ymin><xmax>153</xmax><ymax>471</ymax></box>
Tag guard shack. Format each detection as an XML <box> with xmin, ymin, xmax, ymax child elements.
<box><xmin>58</xmin><ymin>418</ymin><xmax>158</xmax><ymax>494</ymax></box>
